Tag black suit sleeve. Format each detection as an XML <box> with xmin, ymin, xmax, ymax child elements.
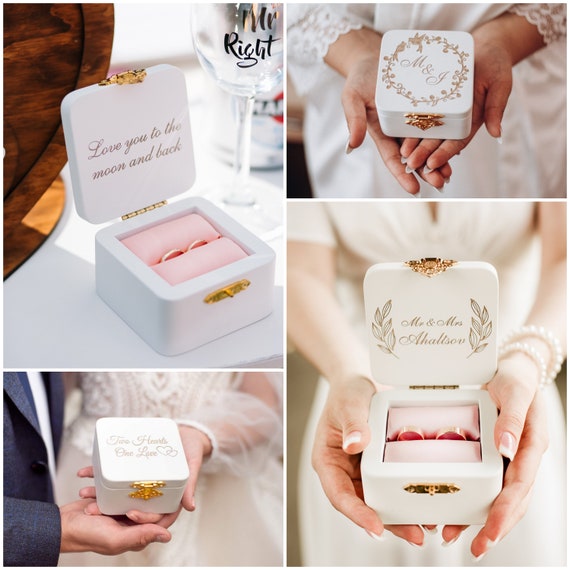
<box><xmin>3</xmin><ymin>496</ymin><xmax>61</xmax><ymax>566</ymax></box>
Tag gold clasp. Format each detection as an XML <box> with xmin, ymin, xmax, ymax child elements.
<box><xmin>129</xmin><ymin>480</ymin><xmax>165</xmax><ymax>500</ymax></box>
<box><xmin>404</xmin><ymin>113</ymin><xmax>445</xmax><ymax>131</ymax></box>
<box><xmin>405</xmin><ymin>258</ymin><xmax>457</xmax><ymax>278</ymax></box>
<box><xmin>99</xmin><ymin>69</ymin><xmax>147</xmax><ymax>86</ymax></box>
<box><xmin>204</xmin><ymin>279</ymin><xmax>251</xmax><ymax>304</ymax></box>
<box><xmin>404</xmin><ymin>483</ymin><xmax>460</xmax><ymax>496</ymax></box>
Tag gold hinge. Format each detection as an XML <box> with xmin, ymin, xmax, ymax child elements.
<box><xmin>99</xmin><ymin>68</ymin><xmax>147</xmax><ymax>86</ymax></box>
<box><xmin>409</xmin><ymin>385</ymin><xmax>459</xmax><ymax>390</ymax></box>
<box><xmin>129</xmin><ymin>480</ymin><xmax>165</xmax><ymax>500</ymax></box>
<box><xmin>204</xmin><ymin>279</ymin><xmax>251</xmax><ymax>304</ymax></box>
<box><xmin>121</xmin><ymin>200</ymin><xmax>167</xmax><ymax>220</ymax></box>
<box><xmin>404</xmin><ymin>483</ymin><xmax>460</xmax><ymax>496</ymax></box>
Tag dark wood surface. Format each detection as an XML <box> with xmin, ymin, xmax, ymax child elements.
<box><xmin>3</xmin><ymin>3</ymin><xmax>114</xmax><ymax>278</ymax></box>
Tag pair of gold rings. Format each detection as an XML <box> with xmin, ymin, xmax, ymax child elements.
<box><xmin>160</xmin><ymin>237</ymin><xmax>218</xmax><ymax>263</ymax></box>
<box><xmin>396</xmin><ymin>426</ymin><xmax>467</xmax><ymax>441</ymax></box>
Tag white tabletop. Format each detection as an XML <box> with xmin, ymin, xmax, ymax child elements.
<box><xmin>4</xmin><ymin>33</ymin><xmax>284</xmax><ymax>369</ymax></box>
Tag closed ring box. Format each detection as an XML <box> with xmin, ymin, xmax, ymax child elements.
<box><xmin>61</xmin><ymin>64</ymin><xmax>275</xmax><ymax>355</ymax></box>
<box><xmin>376</xmin><ymin>30</ymin><xmax>474</xmax><ymax>139</ymax></box>
<box><xmin>361</xmin><ymin>260</ymin><xmax>503</xmax><ymax>524</ymax></box>
<box><xmin>93</xmin><ymin>417</ymin><xmax>189</xmax><ymax>515</ymax></box>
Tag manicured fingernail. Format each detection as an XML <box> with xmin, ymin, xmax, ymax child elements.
<box><xmin>343</xmin><ymin>431</ymin><xmax>362</xmax><ymax>451</ymax></box>
<box><xmin>127</xmin><ymin>511</ymin><xmax>140</xmax><ymax>522</ymax></box>
<box><xmin>154</xmin><ymin>535</ymin><xmax>169</xmax><ymax>543</ymax></box>
<box><xmin>345</xmin><ymin>137</ymin><xmax>353</xmax><ymax>155</ymax></box>
<box><xmin>400</xmin><ymin>155</ymin><xmax>408</xmax><ymax>164</ymax></box>
<box><xmin>442</xmin><ymin>534</ymin><xmax>461</xmax><ymax>547</ymax></box>
<box><xmin>499</xmin><ymin>432</ymin><xmax>516</xmax><ymax>461</ymax></box>
<box><xmin>407</xmin><ymin>540</ymin><xmax>423</xmax><ymax>549</ymax></box>
<box><xmin>366</xmin><ymin>530</ymin><xmax>385</xmax><ymax>541</ymax></box>
<box><xmin>423</xmin><ymin>165</ymin><xmax>433</xmax><ymax>174</ymax></box>
<box><xmin>472</xmin><ymin>552</ymin><xmax>486</xmax><ymax>562</ymax></box>
<box><xmin>83</xmin><ymin>508</ymin><xmax>92</xmax><ymax>515</ymax></box>
<box><xmin>444</xmin><ymin>177</ymin><xmax>451</xmax><ymax>184</ymax></box>
<box><xmin>431</xmin><ymin>185</ymin><xmax>444</xmax><ymax>193</ymax></box>
<box><xmin>422</xmin><ymin>525</ymin><xmax>438</xmax><ymax>535</ymax></box>
<box><xmin>405</xmin><ymin>166</ymin><xmax>414</xmax><ymax>174</ymax></box>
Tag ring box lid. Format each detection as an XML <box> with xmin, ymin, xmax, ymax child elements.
<box><xmin>61</xmin><ymin>64</ymin><xmax>195</xmax><ymax>224</ymax></box>
<box><xmin>95</xmin><ymin>417</ymin><xmax>190</xmax><ymax>489</ymax></box>
<box><xmin>377</xmin><ymin>30</ymin><xmax>474</xmax><ymax>119</ymax></box>
<box><xmin>363</xmin><ymin>260</ymin><xmax>498</xmax><ymax>387</ymax></box>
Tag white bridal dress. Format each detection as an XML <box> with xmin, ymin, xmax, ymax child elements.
<box><xmin>288</xmin><ymin>4</ymin><xmax>567</xmax><ymax>198</ymax></box>
<box><xmin>288</xmin><ymin>201</ymin><xmax>566</xmax><ymax>566</ymax></box>
<box><xmin>55</xmin><ymin>371</ymin><xmax>283</xmax><ymax>567</ymax></box>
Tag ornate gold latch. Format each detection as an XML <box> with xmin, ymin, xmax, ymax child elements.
<box><xmin>99</xmin><ymin>69</ymin><xmax>147</xmax><ymax>86</ymax></box>
<box><xmin>204</xmin><ymin>279</ymin><xmax>251</xmax><ymax>304</ymax></box>
<box><xmin>404</xmin><ymin>483</ymin><xmax>460</xmax><ymax>496</ymax></box>
<box><xmin>129</xmin><ymin>480</ymin><xmax>165</xmax><ymax>500</ymax></box>
<box><xmin>404</xmin><ymin>113</ymin><xmax>445</xmax><ymax>131</ymax></box>
<box><xmin>405</xmin><ymin>258</ymin><xmax>457</xmax><ymax>278</ymax></box>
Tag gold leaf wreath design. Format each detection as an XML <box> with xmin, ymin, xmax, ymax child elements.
<box><xmin>381</xmin><ymin>33</ymin><xmax>470</xmax><ymax>107</ymax></box>
<box><xmin>372</xmin><ymin>300</ymin><xmax>399</xmax><ymax>359</ymax></box>
<box><xmin>468</xmin><ymin>298</ymin><xmax>492</xmax><ymax>358</ymax></box>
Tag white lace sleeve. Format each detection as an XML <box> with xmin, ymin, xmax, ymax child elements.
<box><xmin>288</xmin><ymin>4</ymin><xmax>371</xmax><ymax>95</ymax></box>
<box><xmin>509</xmin><ymin>3</ymin><xmax>566</xmax><ymax>44</ymax></box>
<box><xmin>176</xmin><ymin>373</ymin><xmax>282</xmax><ymax>477</ymax></box>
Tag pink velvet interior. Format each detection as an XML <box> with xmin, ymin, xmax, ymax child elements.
<box><xmin>119</xmin><ymin>212</ymin><xmax>248</xmax><ymax>286</ymax></box>
<box><xmin>151</xmin><ymin>237</ymin><xmax>247</xmax><ymax>286</ymax></box>
<box><xmin>384</xmin><ymin>440</ymin><xmax>482</xmax><ymax>463</ymax></box>
<box><xmin>386</xmin><ymin>404</ymin><xmax>480</xmax><ymax>441</ymax></box>
<box><xmin>382</xmin><ymin>404</ymin><xmax>482</xmax><ymax>463</ymax></box>
<box><xmin>121</xmin><ymin>213</ymin><xmax>224</xmax><ymax>266</ymax></box>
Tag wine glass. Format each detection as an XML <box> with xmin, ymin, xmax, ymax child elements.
<box><xmin>190</xmin><ymin>3</ymin><xmax>283</xmax><ymax>228</ymax></box>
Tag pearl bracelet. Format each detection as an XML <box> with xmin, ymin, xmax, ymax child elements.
<box><xmin>499</xmin><ymin>325</ymin><xmax>565</xmax><ymax>388</ymax></box>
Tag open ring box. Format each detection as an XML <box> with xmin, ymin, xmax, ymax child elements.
<box><xmin>376</xmin><ymin>30</ymin><xmax>474</xmax><ymax>140</ymax></box>
<box><xmin>93</xmin><ymin>417</ymin><xmax>189</xmax><ymax>515</ymax></box>
<box><xmin>61</xmin><ymin>64</ymin><xmax>275</xmax><ymax>355</ymax></box>
<box><xmin>361</xmin><ymin>259</ymin><xmax>503</xmax><ymax>524</ymax></box>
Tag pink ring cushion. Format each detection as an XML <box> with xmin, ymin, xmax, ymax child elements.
<box><xmin>120</xmin><ymin>213</ymin><xmax>222</xmax><ymax>265</ymax></box>
<box><xmin>151</xmin><ymin>237</ymin><xmax>248</xmax><ymax>286</ymax></box>
<box><xmin>386</xmin><ymin>404</ymin><xmax>480</xmax><ymax>441</ymax></box>
<box><xmin>384</xmin><ymin>440</ymin><xmax>482</xmax><ymax>463</ymax></box>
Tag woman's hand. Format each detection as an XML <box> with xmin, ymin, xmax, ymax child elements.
<box><xmin>442</xmin><ymin>355</ymin><xmax>548</xmax><ymax>560</ymax></box>
<box><xmin>312</xmin><ymin>375</ymin><xmax>426</xmax><ymax>546</ymax></box>
<box><xmin>324</xmin><ymin>27</ymin><xmax>451</xmax><ymax>195</ymax></box>
<box><xmin>401</xmin><ymin>27</ymin><xmax>513</xmax><ymax>177</ymax></box>
<box><xmin>177</xmin><ymin>425</ymin><xmax>212</xmax><ymax>511</ymax></box>
<box><xmin>402</xmin><ymin>11</ymin><xmax>546</xmax><ymax>178</ymax></box>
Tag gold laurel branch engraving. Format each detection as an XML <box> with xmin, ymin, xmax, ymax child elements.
<box><xmin>372</xmin><ymin>300</ymin><xmax>399</xmax><ymax>358</ymax></box>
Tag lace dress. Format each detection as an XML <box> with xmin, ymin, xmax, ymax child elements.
<box><xmin>288</xmin><ymin>4</ymin><xmax>567</xmax><ymax>198</ymax></box>
<box><xmin>55</xmin><ymin>371</ymin><xmax>283</xmax><ymax>567</ymax></box>
<box><xmin>288</xmin><ymin>201</ymin><xmax>566</xmax><ymax>566</ymax></box>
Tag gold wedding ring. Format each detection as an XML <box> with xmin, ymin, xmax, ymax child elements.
<box><xmin>396</xmin><ymin>426</ymin><xmax>425</xmax><ymax>441</ymax></box>
<box><xmin>159</xmin><ymin>238</ymin><xmax>213</xmax><ymax>263</ymax></box>
<box><xmin>188</xmin><ymin>239</ymin><xmax>208</xmax><ymax>250</ymax></box>
<box><xmin>435</xmin><ymin>426</ymin><xmax>467</xmax><ymax>441</ymax></box>
<box><xmin>160</xmin><ymin>249</ymin><xmax>185</xmax><ymax>263</ymax></box>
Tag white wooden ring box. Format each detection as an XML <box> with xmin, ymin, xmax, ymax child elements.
<box><xmin>61</xmin><ymin>64</ymin><xmax>275</xmax><ymax>355</ymax></box>
<box><xmin>376</xmin><ymin>30</ymin><xmax>474</xmax><ymax>140</ymax></box>
<box><xmin>361</xmin><ymin>259</ymin><xmax>503</xmax><ymax>525</ymax></box>
<box><xmin>93</xmin><ymin>417</ymin><xmax>189</xmax><ymax>515</ymax></box>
